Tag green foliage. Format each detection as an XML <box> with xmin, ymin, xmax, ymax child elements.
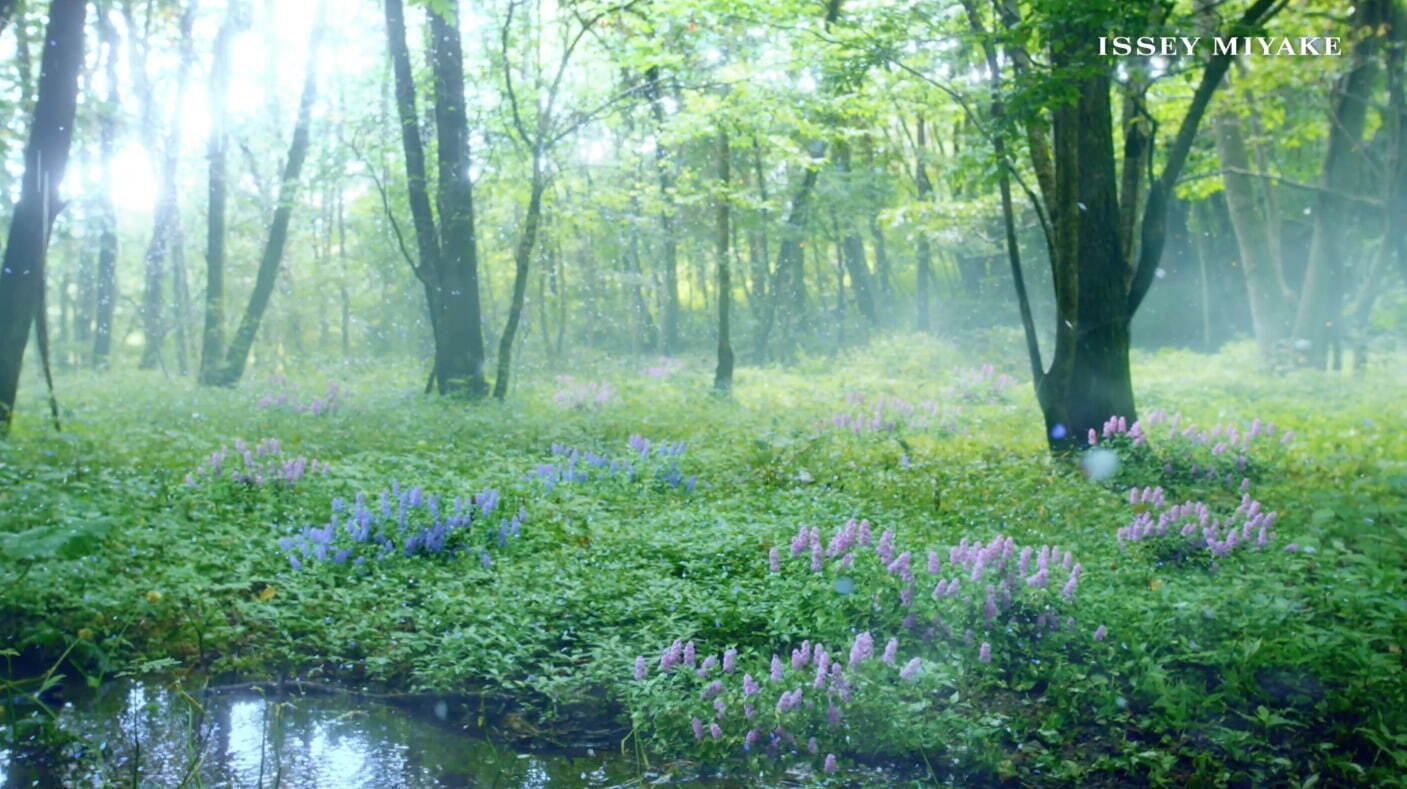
<box><xmin>2</xmin><ymin>338</ymin><xmax>1405</xmax><ymax>784</ymax></box>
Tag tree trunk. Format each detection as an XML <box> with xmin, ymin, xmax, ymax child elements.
<box><xmin>1036</xmin><ymin>24</ymin><xmax>1133</xmax><ymax>447</ymax></box>
<box><xmin>758</xmin><ymin>147</ymin><xmax>822</xmax><ymax>361</ymax></box>
<box><xmin>92</xmin><ymin>6</ymin><xmax>119</xmax><ymax>369</ymax></box>
<box><xmin>748</xmin><ymin>137</ymin><xmax>773</xmax><ymax>358</ymax></box>
<box><xmin>0</xmin><ymin>0</ymin><xmax>86</xmax><ymax>432</ymax></box>
<box><xmin>1292</xmin><ymin>0</ymin><xmax>1387</xmax><ymax>368</ymax></box>
<box><xmin>914</xmin><ymin>117</ymin><xmax>935</xmax><ymax>332</ymax></box>
<box><xmin>167</xmin><ymin>3</ymin><xmax>197</xmax><ymax>375</ymax></box>
<box><xmin>644</xmin><ymin>66</ymin><xmax>681</xmax><ymax>354</ymax></box>
<box><xmin>199</xmin><ymin>4</ymin><xmax>244</xmax><ymax>384</ymax></box>
<box><xmin>714</xmin><ymin>128</ymin><xmax>734</xmax><ymax>393</ymax></box>
<box><xmin>124</xmin><ymin>0</ymin><xmax>168</xmax><ymax>370</ymax></box>
<box><xmin>1211</xmin><ymin>85</ymin><xmax>1290</xmax><ymax>360</ymax></box>
<box><xmin>491</xmin><ymin>164</ymin><xmax>545</xmax><ymax>400</ymax></box>
<box><xmin>206</xmin><ymin>17</ymin><xmax>323</xmax><ymax>387</ymax></box>
<box><xmin>830</xmin><ymin>142</ymin><xmax>877</xmax><ymax>327</ymax></box>
<box><xmin>383</xmin><ymin>0</ymin><xmax>444</xmax><ymax>386</ymax></box>
<box><xmin>428</xmin><ymin>0</ymin><xmax>488</xmax><ymax>397</ymax></box>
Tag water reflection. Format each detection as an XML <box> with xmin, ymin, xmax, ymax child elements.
<box><xmin>1</xmin><ymin>681</ymin><xmax>640</xmax><ymax>787</ymax></box>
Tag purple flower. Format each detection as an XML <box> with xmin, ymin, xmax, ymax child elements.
<box><xmin>877</xmin><ymin>529</ymin><xmax>895</xmax><ymax>565</ymax></box>
<box><xmin>900</xmin><ymin>656</ymin><xmax>922</xmax><ymax>681</ymax></box>
<box><xmin>978</xmin><ymin>642</ymin><xmax>992</xmax><ymax>663</ymax></box>
<box><xmin>723</xmin><ymin>648</ymin><xmax>737</xmax><ymax>674</ymax></box>
<box><xmin>848</xmin><ymin>632</ymin><xmax>874</xmax><ymax>669</ymax></box>
<box><xmin>683</xmin><ymin>641</ymin><xmax>697</xmax><ymax>667</ymax></box>
<box><xmin>744</xmin><ymin>728</ymin><xmax>759</xmax><ymax>749</ymax></box>
<box><xmin>887</xmin><ymin>551</ymin><xmax>911</xmax><ymax>578</ymax></box>
<box><xmin>700</xmin><ymin>655</ymin><xmax>718</xmax><ymax>675</ymax></box>
<box><xmin>811</xmin><ymin>542</ymin><xmax>824</xmax><ymax>572</ymax></box>
<box><xmin>824</xmin><ymin>754</ymin><xmax>838</xmax><ymax>774</ymax></box>
<box><xmin>807</xmin><ymin>736</ymin><xmax>818</xmax><ymax>754</ymax></box>
<box><xmin>660</xmin><ymin>639</ymin><xmax>683</xmax><ymax>672</ymax></box>
<box><xmin>927</xmin><ymin>551</ymin><xmax>941</xmax><ymax>575</ymax></box>
<box><xmin>882</xmin><ymin>637</ymin><xmax>898</xmax><ymax>664</ymax></box>
<box><xmin>714</xmin><ymin>697</ymin><xmax>726</xmax><ymax>718</ymax></box>
<box><xmin>1093</xmin><ymin>625</ymin><xmax>1108</xmax><ymax>642</ymax></box>
<box><xmin>769</xmin><ymin>547</ymin><xmax>781</xmax><ymax>572</ymax></box>
<box><xmin>633</xmin><ymin>656</ymin><xmax>647</xmax><ymax>680</ymax></box>
<box><xmin>899</xmin><ymin>584</ymin><xmax>915</xmax><ymax>608</ymax></box>
<box><xmin>709</xmin><ymin>723</ymin><xmax>722</xmax><ymax>740</ymax></box>
<box><xmin>691</xmin><ymin>717</ymin><xmax>705</xmax><ymax>740</ymax></box>
<box><xmin>770</xmin><ymin>654</ymin><xmax>785</xmax><ymax>682</ymax></box>
<box><xmin>742</xmin><ymin>674</ymin><xmax>760</xmax><ymax>697</ymax></box>
<box><xmin>700</xmin><ymin>680</ymin><xmax>724</xmax><ymax>701</ymax></box>
<box><xmin>826</xmin><ymin>702</ymin><xmax>840</xmax><ymax>726</ymax></box>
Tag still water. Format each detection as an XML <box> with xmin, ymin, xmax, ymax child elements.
<box><xmin>1</xmin><ymin>681</ymin><xmax>649</xmax><ymax>787</ymax></box>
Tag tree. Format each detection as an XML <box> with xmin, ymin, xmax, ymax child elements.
<box><xmin>713</xmin><ymin>126</ymin><xmax>734</xmax><ymax>392</ymax></box>
<box><xmin>1292</xmin><ymin>0</ymin><xmax>1392</xmax><ymax>369</ymax></box>
<box><xmin>381</xmin><ymin>0</ymin><xmax>489</xmax><ymax>398</ymax></box>
<box><xmin>91</xmin><ymin>3</ymin><xmax>120</xmax><ymax>369</ymax></box>
<box><xmin>203</xmin><ymin>9</ymin><xmax>324</xmax><ymax>387</ymax></box>
<box><xmin>0</xmin><ymin>0</ymin><xmax>86</xmax><ymax>432</ymax></box>
<box><xmin>198</xmin><ymin>2</ymin><xmax>246</xmax><ymax>385</ymax></box>
<box><xmin>491</xmin><ymin>0</ymin><xmax>634</xmax><ymax>399</ymax></box>
<box><xmin>977</xmin><ymin>0</ymin><xmax>1280</xmax><ymax>449</ymax></box>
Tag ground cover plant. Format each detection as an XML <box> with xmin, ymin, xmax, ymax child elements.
<box><xmin>2</xmin><ymin>336</ymin><xmax>1405</xmax><ymax>785</ymax></box>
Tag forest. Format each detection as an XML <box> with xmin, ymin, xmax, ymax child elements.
<box><xmin>0</xmin><ymin>0</ymin><xmax>1405</xmax><ymax>784</ymax></box>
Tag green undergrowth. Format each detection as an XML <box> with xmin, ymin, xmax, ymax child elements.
<box><xmin>2</xmin><ymin>336</ymin><xmax>1405</xmax><ymax>785</ymax></box>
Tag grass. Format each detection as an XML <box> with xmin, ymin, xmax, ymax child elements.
<box><xmin>2</xmin><ymin>334</ymin><xmax>1406</xmax><ymax>785</ymax></box>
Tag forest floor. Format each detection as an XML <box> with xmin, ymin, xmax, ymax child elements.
<box><xmin>2</xmin><ymin>335</ymin><xmax>1405</xmax><ymax>786</ymax></box>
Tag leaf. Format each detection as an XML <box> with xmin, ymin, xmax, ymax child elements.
<box><xmin>0</xmin><ymin>520</ymin><xmax>111</xmax><ymax>562</ymax></box>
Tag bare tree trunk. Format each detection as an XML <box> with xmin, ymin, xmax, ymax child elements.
<box><xmin>206</xmin><ymin>16</ymin><xmax>323</xmax><ymax>386</ymax></box>
<box><xmin>1293</xmin><ymin>0</ymin><xmax>1388</xmax><ymax>368</ymax></box>
<box><xmin>0</xmin><ymin>0</ymin><xmax>86</xmax><ymax>432</ymax></box>
<box><xmin>1211</xmin><ymin>85</ymin><xmax>1289</xmax><ymax>360</ymax></box>
<box><xmin>168</xmin><ymin>3</ymin><xmax>197</xmax><ymax>375</ymax></box>
<box><xmin>428</xmin><ymin>0</ymin><xmax>488</xmax><ymax>397</ymax></box>
<box><xmin>714</xmin><ymin>128</ymin><xmax>734</xmax><ymax>393</ymax></box>
<box><xmin>914</xmin><ymin>117</ymin><xmax>935</xmax><ymax>332</ymax></box>
<box><xmin>125</xmin><ymin>0</ymin><xmax>168</xmax><ymax>370</ymax></box>
<box><xmin>199</xmin><ymin>3</ymin><xmax>244</xmax><ymax>384</ymax></box>
<box><xmin>491</xmin><ymin>167</ymin><xmax>545</xmax><ymax>400</ymax></box>
<box><xmin>92</xmin><ymin>6</ymin><xmax>119</xmax><ymax>369</ymax></box>
<box><xmin>644</xmin><ymin>66</ymin><xmax>681</xmax><ymax>354</ymax></box>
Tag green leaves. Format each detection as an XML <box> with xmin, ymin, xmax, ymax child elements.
<box><xmin>0</xmin><ymin>519</ymin><xmax>111</xmax><ymax>562</ymax></box>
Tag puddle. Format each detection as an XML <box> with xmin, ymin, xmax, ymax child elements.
<box><xmin>1</xmin><ymin>680</ymin><xmax>646</xmax><ymax>787</ymax></box>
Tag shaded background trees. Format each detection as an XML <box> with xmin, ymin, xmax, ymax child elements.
<box><xmin>0</xmin><ymin>0</ymin><xmax>1402</xmax><ymax>439</ymax></box>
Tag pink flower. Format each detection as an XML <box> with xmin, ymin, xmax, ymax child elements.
<box><xmin>848</xmin><ymin>632</ymin><xmax>874</xmax><ymax>669</ymax></box>
<box><xmin>742</xmin><ymin>674</ymin><xmax>760</xmax><ymax>697</ymax></box>
<box><xmin>882</xmin><ymin>637</ymin><xmax>899</xmax><ymax>664</ymax></box>
<box><xmin>899</xmin><ymin>657</ymin><xmax>922</xmax><ymax>681</ymax></box>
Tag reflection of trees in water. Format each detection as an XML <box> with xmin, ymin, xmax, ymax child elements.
<box><xmin>4</xmin><ymin>681</ymin><xmax>635</xmax><ymax>787</ymax></box>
